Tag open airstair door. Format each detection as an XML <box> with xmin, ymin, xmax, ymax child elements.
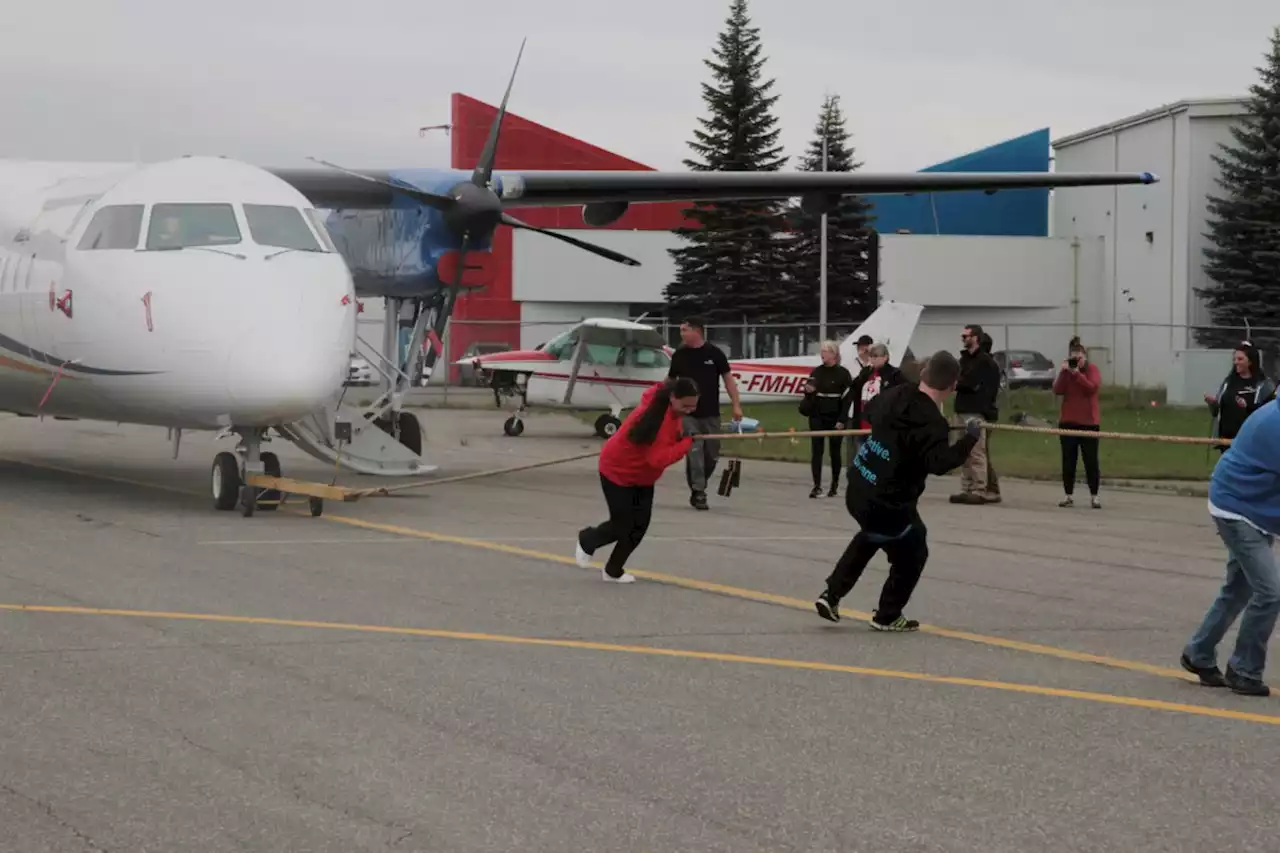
<box><xmin>275</xmin><ymin>399</ymin><xmax>436</xmax><ymax>478</ymax></box>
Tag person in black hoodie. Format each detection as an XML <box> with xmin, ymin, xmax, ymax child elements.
<box><xmin>979</xmin><ymin>331</ymin><xmax>1001</xmax><ymax>502</ymax></box>
<box><xmin>950</xmin><ymin>324</ymin><xmax>1001</xmax><ymax>505</ymax></box>
<box><xmin>1205</xmin><ymin>342</ymin><xmax>1276</xmax><ymax>452</ymax></box>
<box><xmin>800</xmin><ymin>340</ymin><xmax>857</xmax><ymax>498</ymax></box>
<box><xmin>814</xmin><ymin>350</ymin><xmax>983</xmax><ymax>631</ymax></box>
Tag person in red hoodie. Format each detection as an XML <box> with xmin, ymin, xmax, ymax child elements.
<box><xmin>1052</xmin><ymin>339</ymin><xmax>1104</xmax><ymax>508</ymax></box>
<box><xmin>575</xmin><ymin>377</ymin><xmax>700</xmax><ymax>582</ymax></box>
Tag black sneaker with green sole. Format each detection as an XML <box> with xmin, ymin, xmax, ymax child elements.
<box><xmin>870</xmin><ymin>613</ymin><xmax>920</xmax><ymax>632</ymax></box>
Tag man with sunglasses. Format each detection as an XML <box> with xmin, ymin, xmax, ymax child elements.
<box><xmin>949</xmin><ymin>324</ymin><xmax>1001</xmax><ymax>505</ymax></box>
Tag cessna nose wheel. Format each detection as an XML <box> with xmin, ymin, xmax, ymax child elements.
<box><xmin>594</xmin><ymin>414</ymin><xmax>621</xmax><ymax>438</ymax></box>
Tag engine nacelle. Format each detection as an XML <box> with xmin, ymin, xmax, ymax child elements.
<box><xmin>799</xmin><ymin>193</ymin><xmax>842</xmax><ymax>217</ymax></box>
<box><xmin>582</xmin><ymin>201</ymin><xmax>630</xmax><ymax>227</ymax></box>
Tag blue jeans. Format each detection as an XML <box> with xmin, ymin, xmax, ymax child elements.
<box><xmin>1183</xmin><ymin>516</ymin><xmax>1280</xmax><ymax>681</ymax></box>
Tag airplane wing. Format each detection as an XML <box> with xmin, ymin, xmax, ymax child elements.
<box><xmin>577</xmin><ymin>319</ymin><xmax>666</xmax><ymax>351</ymax></box>
<box><xmin>270</xmin><ymin>167</ymin><xmax>1158</xmax><ymax>212</ymax></box>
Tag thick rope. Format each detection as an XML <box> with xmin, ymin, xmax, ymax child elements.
<box><xmin>352</xmin><ymin>450</ymin><xmax>603</xmax><ymax>497</ymax></box>
<box><xmin>293</xmin><ymin>421</ymin><xmax>1227</xmax><ymax>504</ymax></box>
<box><xmin>697</xmin><ymin>423</ymin><xmax>1232</xmax><ymax>447</ymax></box>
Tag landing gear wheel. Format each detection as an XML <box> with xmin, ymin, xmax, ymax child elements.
<box><xmin>503</xmin><ymin>416</ymin><xmax>524</xmax><ymax>437</ymax></box>
<box><xmin>212</xmin><ymin>452</ymin><xmax>240</xmax><ymax>512</ymax></box>
<box><xmin>594</xmin><ymin>414</ymin><xmax>621</xmax><ymax>439</ymax></box>
<box><xmin>396</xmin><ymin>411</ymin><xmax>422</xmax><ymax>455</ymax></box>
<box><xmin>258</xmin><ymin>451</ymin><xmax>282</xmax><ymax>511</ymax></box>
<box><xmin>309</xmin><ymin>497</ymin><xmax>324</xmax><ymax>517</ymax></box>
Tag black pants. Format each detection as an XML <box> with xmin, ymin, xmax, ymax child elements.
<box><xmin>578</xmin><ymin>473</ymin><xmax>654</xmax><ymax>577</ymax></box>
<box><xmin>825</xmin><ymin>510</ymin><xmax>929</xmax><ymax>623</ymax></box>
<box><xmin>1059</xmin><ymin>422</ymin><xmax>1100</xmax><ymax>496</ymax></box>
<box><xmin>809</xmin><ymin>412</ymin><xmax>843</xmax><ymax>486</ymax></box>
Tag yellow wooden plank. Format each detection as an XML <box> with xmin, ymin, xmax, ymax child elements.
<box><xmin>244</xmin><ymin>474</ymin><xmax>360</xmax><ymax>502</ymax></box>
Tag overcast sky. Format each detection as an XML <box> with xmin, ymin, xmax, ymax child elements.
<box><xmin>1</xmin><ymin>0</ymin><xmax>1275</xmax><ymax>173</ymax></box>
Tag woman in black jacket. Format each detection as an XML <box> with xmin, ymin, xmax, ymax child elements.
<box><xmin>801</xmin><ymin>340</ymin><xmax>856</xmax><ymax>498</ymax></box>
<box><xmin>1205</xmin><ymin>342</ymin><xmax>1276</xmax><ymax>451</ymax></box>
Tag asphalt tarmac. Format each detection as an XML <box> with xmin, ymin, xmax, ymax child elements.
<box><xmin>0</xmin><ymin>409</ymin><xmax>1276</xmax><ymax>853</ymax></box>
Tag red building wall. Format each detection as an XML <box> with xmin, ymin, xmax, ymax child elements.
<box><xmin>445</xmin><ymin>93</ymin><xmax>693</xmax><ymax>378</ymax></box>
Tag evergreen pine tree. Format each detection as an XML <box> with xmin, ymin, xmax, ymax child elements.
<box><xmin>781</xmin><ymin>94</ymin><xmax>878</xmax><ymax>327</ymax></box>
<box><xmin>1195</xmin><ymin>26</ymin><xmax>1280</xmax><ymax>356</ymax></box>
<box><xmin>664</xmin><ymin>0</ymin><xmax>789</xmax><ymax>330</ymax></box>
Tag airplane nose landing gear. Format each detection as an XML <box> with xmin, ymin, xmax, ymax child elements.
<box><xmin>211</xmin><ymin>428</ymin><xmax>282</xmax><ymax>517</ymax></box>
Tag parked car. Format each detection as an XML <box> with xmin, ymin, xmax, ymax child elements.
<box><xmin>992</xmin><ymin>349</ymin><xmax>1055</xmax><ymax>390</ymax></box>
<box><xmin>345</xmin><ymin>354</ymin><xmax>375</xmax><ymax>387</ymax></box>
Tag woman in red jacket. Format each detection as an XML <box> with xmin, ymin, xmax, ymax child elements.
<box><xmin>1052</xmin><ymin>340</ymin><xmax>1103</xmax><ymax>508</ymax></box>
<box><xmin>576</xmin><ymin>377</ymin><xmax>700</xmax><ymax>582</ymax></box>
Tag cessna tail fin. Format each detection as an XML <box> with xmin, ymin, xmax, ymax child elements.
<box><xmin>836</xmin><ymin>302</ymin><xmax>924</xmax><ymax>367</ymax></box>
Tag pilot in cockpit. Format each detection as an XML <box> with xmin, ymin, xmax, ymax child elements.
<box><xmin>153</xmin><ymin>215</ymin><xmax>183</xmax><ymax>248</ymax></box>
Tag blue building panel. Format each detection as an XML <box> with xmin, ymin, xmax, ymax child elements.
<box><xmin>867</xmin><ymin>128</ymin><xmax>1050</xmax><ymax>237</ymax></box>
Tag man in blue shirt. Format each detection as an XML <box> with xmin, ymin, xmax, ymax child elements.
<box><xmin>1180</xmin><ymin>398</ymin><xmax>1280</xmax><ymax>697</ymax></box>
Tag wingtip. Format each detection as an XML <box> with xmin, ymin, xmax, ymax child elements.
<box><xmin>1141</xmin><ymin>171</ymin><xmax>1160</xmax><ymax>184</ymax></box>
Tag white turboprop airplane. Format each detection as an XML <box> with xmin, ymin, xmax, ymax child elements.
<box><xmin>0</xmin><ymin>46</ymin><xmax>1159</xmax><ymax>518</ymax></box>
<box><xmin>456</xmin><ymin>302</ymin><xmax>923</xmax><ymax>438</ymax></box>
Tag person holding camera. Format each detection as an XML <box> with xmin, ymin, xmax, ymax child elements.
<box><xmin>1053</xmin><ymin>341</ymin><xmax>1103</xmax><ymax>508</ymax></box>
<box><xmin>800</xmin><ymin>340</ymin><xmax>857</xmax><ymax>498</ymax></box>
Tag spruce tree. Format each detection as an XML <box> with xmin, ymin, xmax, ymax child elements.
<box><xmin>782</xmin><ymin>93</ymin><xmax>877</xmax><ymax>326</ymax></box>
<box><xmin>1195</xmin><ymin>26</ymin><xmax>1280</xmax><ymax>357</ymax></box>
<box><xmin>664</xmin><ymin>0</ymin><xmax>789</xmax><ymax>331</ymax></box>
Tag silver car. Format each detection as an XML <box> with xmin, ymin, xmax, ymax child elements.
<box><xmin>345</xmin><ymin>354</ymin><xmax>375</xmax><ymax>387</ymax></box>
<box><xmin>992</xmin><ymin>349</ymin><xmax>1055</xmax><ymax>390</ymax></box>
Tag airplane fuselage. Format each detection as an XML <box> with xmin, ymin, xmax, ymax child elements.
<box><xmin>479</xmin><ymin>353</ymin><xmax>854</xmax><ymax>410</ymax></box>
<box><xmin>0</xmin><ymin>157</ymin><xmax>356</xmax><ymax>431</ymax></box>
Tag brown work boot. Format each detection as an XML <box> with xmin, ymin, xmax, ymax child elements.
<box><xmin>950</xmin><ymin>492</ymin><xmax>988</xmax><ymax>505</ymax></box>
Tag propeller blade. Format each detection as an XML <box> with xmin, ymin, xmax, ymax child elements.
<box><xmin>501</xmin><ymin>214</ymin><xmax>641</xmax><ymax>267</ymax></box>
<box><xmin>306</xmin><ymin>157</ymin><xmax>456</xmax><ymax>210</ymax></box>
<box><xmin>471</xmin><ymin>37</ymin><xmax>526</xmax><ymax>190</ymax></box>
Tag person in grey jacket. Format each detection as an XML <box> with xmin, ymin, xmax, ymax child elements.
<box><xmin>1205</xmin><ymin>342</ymin><xmax>1276</xmax><ymax>452</ymax></box>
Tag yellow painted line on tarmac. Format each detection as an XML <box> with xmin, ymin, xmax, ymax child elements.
<box><xmin>317</xmin><ymin>511</ymin><xmax>1200</xmax><ymax>684</ymax></box>
<box><xmin>0</xmin><ymin>454</ymin><xmax>1199</xmax><ymax>685</ymax></box>
<box><xmin>0</xmin><ymin>602</ymin><xmax>1273</xmax><ymax>727</ymax></box>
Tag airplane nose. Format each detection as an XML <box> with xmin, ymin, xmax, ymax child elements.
<box><xmin>226</xmin><ymin>335</ymin><xmax>347</xmax><ymax>421</ymax></box>
<box><xmin>224</xmin><ymin>269</ymin><xmax>354</xmax><ymax>423</ymax></box>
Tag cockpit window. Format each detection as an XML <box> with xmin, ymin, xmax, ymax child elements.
<box><xmin>76</xmin><ymin>204</ymin><xmax>144</xmax><ymax>250</ymax></box>
<box><xmin>303</xmin><ymin>208</ymin><xmax>338</xmax><ymax>253</ymax></box>
<box><xmin>145</xmin><ymin>203</ymin><xmax>241</xmax><ymax>250</ymax></box>
<box><xmin>244</xmin><ymin>204</ymin><xmax>323</xmax><ymax>252</ymax></box>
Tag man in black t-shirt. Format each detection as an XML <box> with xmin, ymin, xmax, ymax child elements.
<box><xmin>667</xmin><ymin>317</ymin><xmax>744</xmax><ymax>511</ymax></box>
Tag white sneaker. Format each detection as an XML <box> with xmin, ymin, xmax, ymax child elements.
<box><xmin>575</xmin><ymin>541</ymin><xmax>592</xmax><ymax>568</ymax></box>
<box><xmin>601</xmin><ymin>569</ymin><xmax>636</xmax><ymax>583</ymax></box>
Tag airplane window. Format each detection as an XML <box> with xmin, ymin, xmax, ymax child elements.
<box><xmin>145</xmin><ymin>203</ymin><xmax>241</xmax><ymax>250</ymax></box>
<box><xmin>76</xmin><ymin>204</ymin><xmax>144</xmax><ymax>250</ymax></box>
<box><xmin>303</xmin><ymin>208</ymin><xmax>338</xmax><ymax>252</ymax></box>
<box><xmin>584</xmin><ymin>344</ymin><xmax>622</xmax><ymax>365</ymax></box>
<box><xmin>633</xmin><ymin>347</ymin><xmax>670</xmax><ymax>368</ymax></box>
<box><xmin>541</xmin><ymin>331</ymin><xmax>577</xmax><ymax>360</ymax></box>
<box><xmin>244</xmin><ymin>204</ymin><xmax>323</xmax><ymax>252</ymax></box>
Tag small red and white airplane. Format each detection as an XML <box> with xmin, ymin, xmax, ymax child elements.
<box><xmin>457</xmin><ymin>301</ymin><xmax>923</xmax><ymax>437</ymax></box>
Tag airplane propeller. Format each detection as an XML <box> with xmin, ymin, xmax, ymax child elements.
<box><xmin>307</xmin><ymin>38</ymin><xmax>640</xmax><ymax>274</ymax></box>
